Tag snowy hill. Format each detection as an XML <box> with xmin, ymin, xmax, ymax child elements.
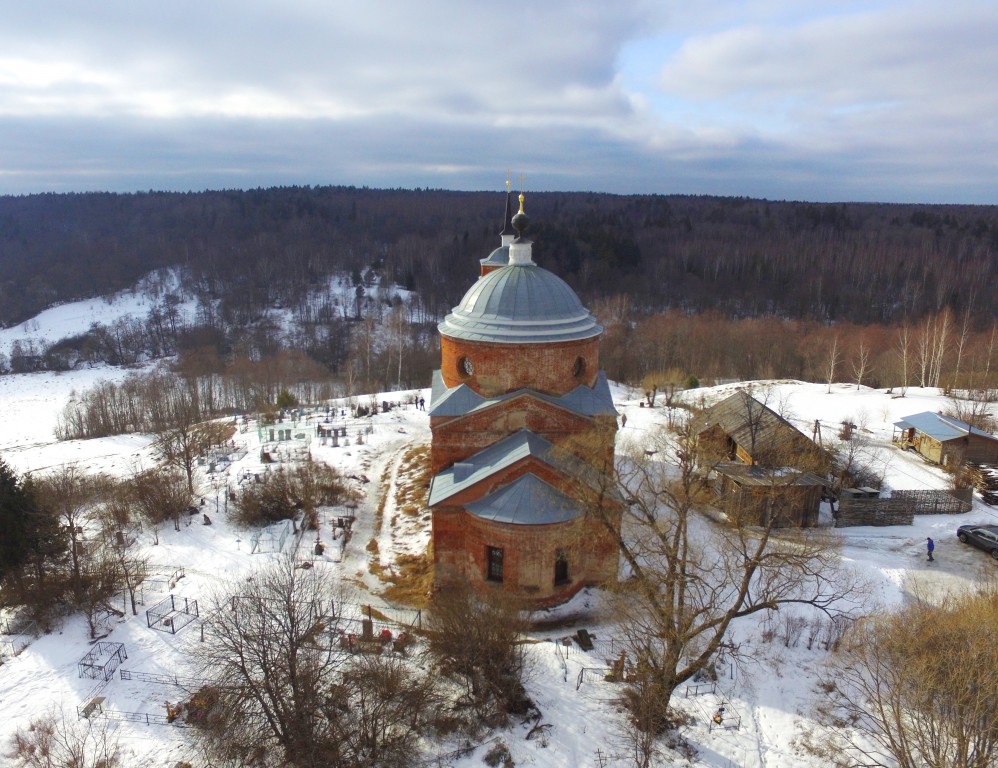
<box><xmin>1</xmin><ymin>363</ymin><xmax>996</xmax><ymax>766</ymax></box>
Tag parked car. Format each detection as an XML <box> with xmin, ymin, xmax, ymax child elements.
<box><xmin>956</xmin><ymin>524</ymin><xmax>998</xmax><ymax>560</ymax></box>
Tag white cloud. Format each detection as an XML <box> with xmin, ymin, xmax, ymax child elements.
<box><xmin>0</xmin><ymin>1</ymin><xmax>994</xmax><ymax>202</ymax></box>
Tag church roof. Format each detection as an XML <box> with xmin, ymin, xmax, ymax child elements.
<box><xmin>439</xmin><ymin>263</ymin><xmax>602</xmax><ymax>344</ymax></box>
<box><xmin>428</xmin><ymin>369</ymin><xmax>617</xmax><ymax>418</ymax></box>
<box><xmin>428</xmin><ymin>429</ymin><xmax>556</xmax><ymax>506</ymax></box>
<box><xmin>465</xmin><ymin>473</ymin><xmax>582</xmax><ymax>525</ymax></box>
<box><xmin>480</xmin><ymin>245</ymin><xmax>510</xmax><ymax>268</ymax></box>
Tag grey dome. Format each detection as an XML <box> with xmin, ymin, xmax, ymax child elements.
<box><xmin>439</xmin><ymin>263</ymin><xmax>602</xmax><ymax>343</ymax></box>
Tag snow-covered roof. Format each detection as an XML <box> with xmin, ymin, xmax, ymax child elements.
<box><xmin>428</xmin><ymin>369</ymin><xmax>617</xmax><ymax>419</ymax></box>
<box><xmin>464</xmin><ymin>473</ymin><xmax>582</xmax><ymax>525</ymax></box>
<box><xmin>894</xmin><ymin>411</ymin><xmax>998</xmax><ymax>443</ymax></box>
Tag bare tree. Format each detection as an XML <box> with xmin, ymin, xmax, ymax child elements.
<box><xmin>77</xmin><ymin>540</ymin><xmax>123</xmax><ymax>639</ymax></box>
<box><xmin>343</xmin><ymin>653</ymin><xmax>440</xmax><ymax>768</ymax></box>
<box><xmin>34</xmin><ymin>465</ymin><xmax>104</xmax><ymax>599</ymax></box>
<box><xmin>6</xmin><ymin>707</ymin><xmax>122</xmax><ymax>768</ymax></box>
<box><xmin>126</xmin><ymin>467</ymin><xmax>193</xmax><ymax>534</ymax></box>
<box><xmin>155</xmin><ymin>387</ymin><xmax>232</xmax><ymax>495</ymax></box>
<box><xmin>825</xmin><ymin>334</ymin><xmax>841</xmax><ymax>393</ymax></box>
<box><xmin>571</xmin><ymin>419</ymin><xmax>855</xmax><ymax>737</ymax></box>
<box><xmin>823</xmin><ymin>586</ymin><xmax>998</xmax><ymax>767</ymax></box>
<box><xmin>193</xmin><ymin>556</ymin><xmax>435</xmax><ymax>767</ymax></box>
<box><xmin>950</xmin><ymin>297</ymin><xmax>975</xmax><ymax>391</ymax></box>
<box><xmin>946</xmin><ymin>323</ymin><xmax>998</xmax><ymax>433</ymax></box>
<box><xmin>915</xmin><ymin>310</ymin><xmax>951</xmax><ymax>388</ymax></box>
<box><xmin>895</xmin><ymin>324</ymin><xmax>912</xmax><ymax>396</ymax></box>
<box><xmin>930</xmin><ymin>309</ymin><xmax>951</xmax><ymax>388</ymax></box>
<box><xmin>194</xmin><ymin>556</ymin><xmax>345</xmax><ymax>766</ymax></box>
<box><xmin>851</xmin><ymin>337</ymin><xmax>870</xmax><ymax>390</ymax></box>
<box><xmin>96</xmin><ymin>514</ymin><xmax>148</xmax><ymax>616</ymax></box>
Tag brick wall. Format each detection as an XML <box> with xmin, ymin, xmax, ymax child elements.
<box><xmin>433</xmin><ymin>505</ymin><xmax>619</xmax><ymax>608</ymax></box>
<box><xmin>430</xmin><ymin>396</ymin><xmax>614</xmax><ymax>473</ymax></box>
<box><xmin>440</xmin><ymin>335</ymin><xmax>600</xmax><ymax>397</ymax></box>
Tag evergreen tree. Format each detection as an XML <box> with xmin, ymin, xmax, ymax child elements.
<box><xmin>0</xmin><ymin>460</ymin><xmax>66</xmax><ymax>604</ymax></box>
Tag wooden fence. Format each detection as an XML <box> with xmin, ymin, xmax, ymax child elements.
<box><xmin>836</xmin><ymin>488</ymin><xmax>973</xmax><ymax>527</ymax></box>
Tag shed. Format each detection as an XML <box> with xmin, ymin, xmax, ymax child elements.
<box><xmin>711</xmin><ymin>462</ymin><xmax>825</xmax><ymax>528</ymax></box>
<box><xmin>893</xmin><ymin>412</ymin><xmax>998</xmax><ymax>467</ymax></box>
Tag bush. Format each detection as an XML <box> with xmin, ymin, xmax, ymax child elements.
<box><xmin>230</xmin><ymin>459</ymin><xmax>350</xmax><ymax>527</ymax></box>
<box><xmin>684</xmin><ymin>375</ymin><xmax>700</xmax><ymax>389</ymax></box>
<box><xmin>425</xmin><ymin>583</ymin><xmax>531</xmax><ymax>727</ymax></box>
<box><xmin>827</xmin><ymin>587</ymin><xmax>998</xmax><ymax>766</ymax></box>
<box><xmin>484</xmin><ymin>740</ymin><xmax>514</xmax><ymax>767</ymax></box>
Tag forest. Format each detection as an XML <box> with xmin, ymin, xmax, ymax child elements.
<box><xmin>1</xmin><ymin>186</ymin><xmax>997</xmax><ymax>397</ymax></box>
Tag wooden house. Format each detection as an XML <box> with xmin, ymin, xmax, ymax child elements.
<box><xmin>893</xmin><ymin>412</ymin><xmax>998</xmax><ymax>468</ymax></box>
<box><xmin>690</xmin><ymin>391</ymin><xmax>826</xmax><ymax>469</ymax></box>
<box><xmin>691</xmin><ymin>391</ymin><xmax>827</xmax><ymax>527</ymax></box>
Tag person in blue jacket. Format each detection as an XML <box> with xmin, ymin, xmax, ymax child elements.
<box><xmin>926</xmin><ymin>537</ymin><xmax>935</xmax><ymax>562</ymax></box>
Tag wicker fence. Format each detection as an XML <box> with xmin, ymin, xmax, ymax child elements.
<box><xmin>836</xmin><ymin>488</ymin><xmax>973</xmax><ymax>527</ymax></box>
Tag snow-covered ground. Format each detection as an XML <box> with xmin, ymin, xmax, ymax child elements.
<box><xmin>0</xmin><ymin>294</ymin><xmax>996</xmax><ymax>767</ymax></box>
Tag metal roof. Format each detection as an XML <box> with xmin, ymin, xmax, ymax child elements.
<box><xmin>428</xmin><ymin>430</ymin><xmax>557</xmax><ymax>506</ymax></box>
<box><xmin>480</xmin><ymin>245</ymin><xmax>510</xmax><ymax>267</ymax></box>
<box><xmin>428</xmin><ymin>369</ymin><xmax>617</xmax><ymax>419</ymax></box>
<box><xmin>464</xmin><ymin>473</ymin><xmax>582</xmax><ymax>525</ymax></box>
<box><xmin>894</xmin><ymin>412</ymin><xmax>998</xmax><ymax>443</ymax></box>
<box><xmin>438</xmin><ymin>263</ymin><xmax>602</xmax><ymax>344</ymax></box>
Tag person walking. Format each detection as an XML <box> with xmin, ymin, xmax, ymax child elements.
<box><xmin>926</xmin><ymin>536</ymin><xmax>935</xmax><ymax>562</ymax></box>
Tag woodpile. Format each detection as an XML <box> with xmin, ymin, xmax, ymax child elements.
<box><xmin>965</xmin><ymin>463</ymin><xmax>998</xmax><ymax>505</ymax></box>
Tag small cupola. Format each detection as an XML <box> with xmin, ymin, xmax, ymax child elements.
<box><xmin>508</xmin><ymin>193</ymin><xmax>533</xmax><ymax>266</ymax></box>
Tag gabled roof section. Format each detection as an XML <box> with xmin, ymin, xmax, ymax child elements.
<box><xmin>691</xmin><ymin>390</ymin><xmax>809</xmax><ymax>451</ymax></box>
<box><xmin>465</xmin><ymin>473</ymin><xmax>582</xmax><ymax>525</ymax></box>
<box><xmin>429</xmin><ymin>429</ymin><xmax>556</xmax><ymax>506</ymax></box>
<box><xmin>429</xmin><ymin>370</ymin><xmax>487</xmax><ymax>416</ymax></box>
<box><xmin>428</xmin><ymin>369</ymin><xmax>617</xmax><ymax>419</ymax></box>
<box><xmin>894</xmin><ymin>412</ymin><xmax>998</xmax><ymax>443</ymax></box>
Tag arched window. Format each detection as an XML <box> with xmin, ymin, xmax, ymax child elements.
<box><xmin>554</xmin><ymin>548</ymin><xmax>569</xmax><ymax>586</ymax></box>
<box><xmin>487</xmin><ymin>546</ymin><xmax>504</xmax><ymax>582</ymax></box>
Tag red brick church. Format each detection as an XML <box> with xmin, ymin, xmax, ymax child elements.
<box><xmin>428</xmin><ymin>188</ymin><xmax>621</xmax><ymax>607</ymax></box>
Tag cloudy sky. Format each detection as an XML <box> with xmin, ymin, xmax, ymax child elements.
<box><xmin>1</xmin><ymin>1</ymin><xmax>994</xmax><ymax>203</ymax></box>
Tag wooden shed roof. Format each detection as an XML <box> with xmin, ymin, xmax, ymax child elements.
<box><xmin>690</xmin><ymin>391</ymin><xmax>813</xmax><ymax>458</ymax></box>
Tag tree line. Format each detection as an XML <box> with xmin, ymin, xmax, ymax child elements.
<box><xmin>602</xmin><ymin>305</ymin><xmax>998</xmax><ymax>405</ymax></box>
<box><xmin>2</xmin><ymin>187</ymin><xmax>997</xmax><ymax>333</ymax></box>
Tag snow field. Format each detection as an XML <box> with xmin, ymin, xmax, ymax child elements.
<box><xmin>1</xmin><ymin>290</ymin><xmax>997</xmax><ymax>766</ymax></box>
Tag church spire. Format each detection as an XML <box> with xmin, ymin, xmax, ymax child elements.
<box><xmin>500</xmin><ymin>177</ymin><xmax>515</xmax><ymax>243</ymax></box>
